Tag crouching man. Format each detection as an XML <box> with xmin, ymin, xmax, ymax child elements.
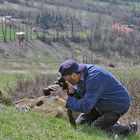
<box><xmin>51</xmin><ymin>60</ymin><xmax>138</xmax><ymax>135</ymax></box>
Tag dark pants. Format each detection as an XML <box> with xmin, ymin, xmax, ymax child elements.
<box><xmin>76</xmin><ymin>107</ymin><xmax>130</xmax><ymax>135</ymax></box>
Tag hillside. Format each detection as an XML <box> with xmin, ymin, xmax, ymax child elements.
<box><xmin>0</xmin><ymin>40</ymin><xmax>89</xmax><ymax>65</ymax></box>
<box><xmin>0</xmin><ymin>0</ymin><xmax>140</xmax><ymax>65</ymax></box>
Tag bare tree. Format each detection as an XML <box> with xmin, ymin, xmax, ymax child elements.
<box><xmin>67</xmin><ymin>8</ymin><xmax>77</xmax><ymax>40</ymax></box>
<box><xmin>88</xmin><ymin>14</ymin><xmax>95</xmax><ymax>47</ymax></box>
<box><xmin>53</xmin><ymin>7</ymin><xmax>64</xmax><ymax>41</ymax></box>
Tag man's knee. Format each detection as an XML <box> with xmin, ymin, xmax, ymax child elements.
<box><xmin>92</xmin><ymin>112</ymin><xmax>121</xmax><ymax>129</ymax></box>
<box><xmin>76</xmin><ymin>108</ymin><xmax>100</xmax><ymax>125</ymax></box>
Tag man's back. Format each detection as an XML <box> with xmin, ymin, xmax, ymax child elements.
<box><xmin>75</xmin><ymin>64</ymin><xmax>131</xmax><ymax>114</ymax></box>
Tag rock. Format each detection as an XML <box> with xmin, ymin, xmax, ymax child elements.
<box><xmin>16</xmin><ymin>104</ymin><xmax>31</xmax><ymax>112</ymax></box>
<box><xmin>15</xmin><ymin>96</ymin><xmax>67</xmax><ymax>119</ymax></box>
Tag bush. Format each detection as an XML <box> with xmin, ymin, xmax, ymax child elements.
<box><xmin>37</xmin><ymin>36</ymin><xmax>52</xmax><ymax>45</ymax></box>
<box><xmin>2</xmin><ymin>97</ymin><xmax>13</xmax><ymax>106</ymax></box>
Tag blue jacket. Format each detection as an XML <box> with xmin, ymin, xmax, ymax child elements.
<box><xmin>66</xmin><ymin>64</ymin><xmax>131</xmax><ymax>114</ymax></box>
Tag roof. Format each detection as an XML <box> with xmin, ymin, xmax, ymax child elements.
<box><xmin>16</xmin><ymin>32</ymin><xmax>26</xmax><ymax>35</ymax></box>
<box><xmin>112</xmin><ymin>23</ymin><xmax>134</xmax><ymax>33</ymax></box>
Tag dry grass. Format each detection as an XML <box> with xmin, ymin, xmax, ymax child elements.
<box><xmin>6</xmin><ymin>73</ymin><xmax>57</xmax><ymax>101</ymax></box>
<box><xmin>119</xmin><ymin>77</ymin><xmax>140</xmax><ymax>131</ymax></box>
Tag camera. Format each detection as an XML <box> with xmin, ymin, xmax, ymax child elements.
<box><xmin>43</xmin><ymin>76</ymin><xmax>68</xmax><ymax>96</ymax></box>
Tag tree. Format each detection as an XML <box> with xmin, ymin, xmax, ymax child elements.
<box><xmin>0</xmin><ymin>0</ymin><xmax>4</xmax><ymax>4</ymax></box>
<box><xmin>54</xmin><ymin>8</ymin><xmax>64</xmax><ymax>41</ymax></box>
<box><xmin>67</xmin><ymin>8</ymin><xmax>79</xmax><ymax>41</ymax></box>
<box><xmin>1</xmin><ymin>19</ymin><xmax>8</xmax><ymax>42</ymax></box>
<box><xmin>88</xmin><ymin>14</ymin><xmax>95</xmax><ymax>47</ymax></box>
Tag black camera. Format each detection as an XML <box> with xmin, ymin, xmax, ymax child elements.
<box><xmin>43</xmin><ymin>77</ymin><xmax>68</xmax><ymax>96</ymax></box>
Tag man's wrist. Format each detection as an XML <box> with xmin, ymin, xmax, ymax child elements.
<box><xmin>63</xmin><ymin>95</ymin><xmax>68</xmax><ymax>101</ymax></box>
<box><xmin>59</xmin><ymin>92</ymin><xmax>68</xmax><ymax>101</ymax></box>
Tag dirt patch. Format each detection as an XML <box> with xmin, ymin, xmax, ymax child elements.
<box><xmin>15</xmin><ymin>95</ymin><xmax>67</xmax><ymax>119</ymax></box>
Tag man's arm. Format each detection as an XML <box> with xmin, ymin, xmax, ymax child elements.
<box><xmin>66</xmin><ymin>73</ymin><xmax>107</xmax><ymax>113</ymax></box>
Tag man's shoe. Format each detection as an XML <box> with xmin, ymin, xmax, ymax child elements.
<box><xmin>128</xmin><ymin>122</ymin><xmax>138</xmax><ymax>134</ymax></box>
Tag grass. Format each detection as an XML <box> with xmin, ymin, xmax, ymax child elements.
<box><xmin>0</xmin><ymin>104</ymin><xmax>140</xmax><ymax>140</ymax></box>
<box><xmin>82</xmin><ymin>0</ymin><xmax>109</xmax><ymax>7</ymax></box>
<box><xmin>0</xmin><ymin>50</ymin><xmax>57</xmax><ymax>64</ymax></box>
<box><xmin>0</xmin><ymin>73</ymin><xmax>17</xmax><ymax>91</ymax></box>
<box><xmin>0</xmin><ymin>41</ymin><xmax>58</xmax><ymax>65</ymax></box>
<box><xmin>0</xmin><ymin>66</ymin><xmax>58</xmax><ymax>96</ymax></box>
<box><xmin>0</xmin><ymin>25</ymin><xmax>15</xmax><ymax>39</ymax></box>
<box><xmin>0</xmin><ymin>1</ymin><xmax>35</xmax><ymax>12</ymax></box>
<box><xmin>110</xmin><ymin>66</ymin><xmax>140</xmax><ymax>78</ymax></box>
<box><xmin>0</xmin><ymin>23</ymin><xmax>37</xmax><ymax>41</ymax></box>
<box><xmin>0</xmin><ymin>105</ymin><xmax>116</xmax><ymax>140</ymax></box>
<box><xmin>0</xmin><ymin>73</ymin><xmax>34</xmax><ymax>94</ymax></box>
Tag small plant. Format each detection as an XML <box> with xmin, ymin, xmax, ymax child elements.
<box><xmin>2</xmin><ymin>97</ymin><xmax>13</xmax><ymax>106</ymax></box>
<box><xmin>0</xmin><ymin>90</ymin><xmax>13</xmax><ymax>105</ymax></box>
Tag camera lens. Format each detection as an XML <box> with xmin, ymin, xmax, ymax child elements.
<box><xmin>43</xmin><ymin>88</ymin><xmax>53</xmax><ymax>96</ymax></box>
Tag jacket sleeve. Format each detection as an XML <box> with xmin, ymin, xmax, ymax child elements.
<box><xmin>66</xmin><ymin>73</ymin><xmax>107</xmax><ymax>113</ymax></box>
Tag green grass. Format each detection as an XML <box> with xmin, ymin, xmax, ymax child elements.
<box><xmin>110</xmin><ymin>66</ymin><xmax>140</xmax><ymax>78</ymax></box>
<box><xmin>0</xmin><ymin>73</ymin><xmax>17</xmax><ymax>91</ymax></box>
<box><xmin>0</xmin><ymin>23</ymin><xmax>37</xmax><ymax>41</ymax></box>
<box><xmin>0</xmin><ymin>50</ymin><xmax>57</xmax><ymax>64</ymax></box>
<box><xmin>0</xmin><ymin>73</ymin><xmax>35</xmax><ymax>95</ymax></box>
<box><xmin>0</xmin><ymin>104</ymin><xmax>140</xmax><ymax>140</ymax></box>
<box><xmin>0</xmin><ymin>105</ymin><xmax>109</xmax><ymax>140</ymax></box>
<box><xmin>0</xmin><ymin>25</ymin><xmax>15</xmax><ymax>39</ymax></box>
<box><xmin>0</xmin><ymin>44</ymin><xmax>57</xmax><ymax>65</ymax></box>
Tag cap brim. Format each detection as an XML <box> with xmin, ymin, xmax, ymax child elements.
<box><xmin>77</xmin><ymin>64</ymin><xmax>85</xmax><ymax>72</ymax></box>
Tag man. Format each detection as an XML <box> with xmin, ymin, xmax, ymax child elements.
<box><xmin>51</xmin><ymin>59</ymin><xmax>138</xmax><ymax>135</ymax></box>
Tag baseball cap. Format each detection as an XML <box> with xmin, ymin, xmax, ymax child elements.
<box><xmin>59</xmin><ymin>60</ymin><xmax>85</xmax><ymax>76</ymax></box>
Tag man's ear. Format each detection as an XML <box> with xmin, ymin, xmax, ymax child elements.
<box><xmin>70</xmin><ymin>73</ymin><xmax>75</xmax><ymax>79</ymax></box>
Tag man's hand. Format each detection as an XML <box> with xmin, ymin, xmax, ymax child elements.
<box><xmin>49</xmin><ymin>84</ymin><xmax>62</xmax><ymax>95</ymax></box>
<box><xmin>49</xmin><ymin>84</ymin><xmax>68</xmax><ymax>101</ymax></box>
<box><xmin>67</xmin><ymin>82</ymin><xmax>76</xmax><ymax>94</ymax></box>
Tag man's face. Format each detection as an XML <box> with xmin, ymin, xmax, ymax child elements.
<box><xmin>64</xmin><ymin>73</ymin><xmax>81</xmax><ymax>85</ymax></box>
